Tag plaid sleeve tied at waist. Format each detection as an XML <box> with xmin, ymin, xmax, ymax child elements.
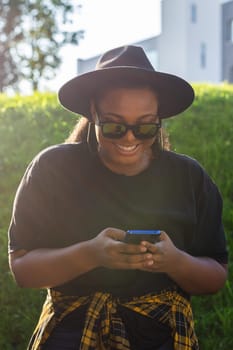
<box><xmin>28</xmin><ymin>289</ymin><xmax>199</xmax><ymax>350</ymax></box>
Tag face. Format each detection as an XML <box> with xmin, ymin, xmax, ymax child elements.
<box><xmin>91</xmin><ymin>87</ymin><xmax>160</xmax><ymax>176</ymax></box>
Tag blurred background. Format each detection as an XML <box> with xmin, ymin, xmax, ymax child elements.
<box><xmin>1</xmin><ymin>0</ymin><xmax>161</xmax><ymax>94</ymax></box>
<box><xmin>0</xmin><ymin>1</ymin><xmax>233</xmax><ymax>349</ymax></box>
<box><xmin>1</xmin><ymin>0</ymin><xmax>233</xmax><ymax>95</ymax></box>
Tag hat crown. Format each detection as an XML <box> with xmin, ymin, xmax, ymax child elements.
<box><xmin>96</xmin><ymin>45</ymin><xmax>155</xmax><ymax>71</ymax></box>
<box><xmin>59</xmin><ymin>45</ymin><xmax>194</xmax><ymax>120</ymax></box>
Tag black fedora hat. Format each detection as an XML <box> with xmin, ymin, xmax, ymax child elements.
<box><xmin>58</xmin><ymin>45</ymin><xmax>194</xmax><ymax>120</ymax></box>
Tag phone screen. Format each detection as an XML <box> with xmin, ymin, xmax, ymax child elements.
<box><xmin>124</xmin><ymin>230</ymin><xmax>161</xmax><ymax>244</ymax></box>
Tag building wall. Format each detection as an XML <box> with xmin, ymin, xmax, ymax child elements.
<box><xmin>77</xmin><ymin>55</ymin><xmax>99</xmax><ymax>75</ymax></box>
<box><xmin>77</xmin><ymin>0</ymin><xmax>233</xmax><ymax>83</ymax></box>
<box><xmin>186</xmin><ymin>0</ymin><xmax>222</xmax><ymax>82</ymax></box>
<box><xmin>77</xmin><ymin>37</ymin><xmax>159</xmax><ymax>74</ymax></box>
<box><xmin>158</xmin><ymin>0</ymin><xmax>222</xmax><ymax>82</ymax></box>
<box><xmin>158</xmin><ymin>0</ymin><xmax>188</xmax><ymax>77</ymax></box>
<box><xmin>222</xmin><ymin>1</ymin><xmax>233</xmax><ymax>82</ymax></box>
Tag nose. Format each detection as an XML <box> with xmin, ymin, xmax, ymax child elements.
<box><xmin>122</xmin><ymin>128</ymin><xmax>137</xmax><ymax>142</ymax></box>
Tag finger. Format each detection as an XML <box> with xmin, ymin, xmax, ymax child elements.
<box><xmin>106</xmin><ymin>228</ymin><xmax>126</xmax><ymax>241</ymax></box>
<box><xmin>120</xmin><ymin>242</ymin><xmax>147</xmax><ymax>254</ymax></box>
<box><xmin>140</xmin><ymin>231</ymin><xmax>167</xmax><ymax>249</ymax></box>
<box><xmin>141</xmin><ymin>254</ymin><xmax>163</xmax><ymax>270</ymax></box>
<box><xmin>159</xmin><ymin>231</ymin><xmax>168</xmax><ymax>241</ymax></box>
<box><xmin>119</xmin><ymin>252</ymin><xmax>154</xmax><ymax>269</ymax></box>
<box><xmin>140</xmin><ymin>241</ymin><xmax>158</xmax><ymax>253</ymax></box>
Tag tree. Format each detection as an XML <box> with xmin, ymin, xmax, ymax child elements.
<box><xmin>0</xmin><ymin>1</ymin><xmax>24</xmax><ymax>92</ymax></box>
<box><xmin>0</xmin><ymin>0</ymin><xmax>84</xmax><ymax>92</ymax></box>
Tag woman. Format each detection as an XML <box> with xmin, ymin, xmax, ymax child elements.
<box><xmin>8</xmin><ymin>45</ymin><xmax>228</xmax><ymax>349</ymax></box>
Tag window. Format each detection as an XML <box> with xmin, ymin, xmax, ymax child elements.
<box><xmin>230</xmin><ymin>66</ymin><xmax>233</xmax><ymax>83</ymax></box>
<box><xmin>226</xmin><ymin>19</ymin><xmax>233</xmax><ymax>42</ymax></box>
<box><xmin>200</xmin><ymin>43</ymin><xmax>206</xmax><ymax>69</ymax></box>
<box><xmin>229</xmin><ymin>20</ymin><xmax>233</xmax><ymax>43</ymax></box>
<box><xmin>191</xmin><ymin>3</ymin><xmax>197</xmax><ymax>23</ymax></box>
<box><xmin>231</xmin><ymin>20</ymin><xmax>233</xmax><ymax>42</ymax></box>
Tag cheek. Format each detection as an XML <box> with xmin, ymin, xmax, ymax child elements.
<box><xmin>143</xmin><ymin>137</ymin><xmax>156</xmax><ymax>148</ymax></box>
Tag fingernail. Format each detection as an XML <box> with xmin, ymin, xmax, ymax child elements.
<box><xmin>146</xmin><ymin>254</ymin><xmax>153</xmax><ymax>259</ymax></box>
<box><xmin>147</xmin><ymin>260</ymin><xmax>154</xmax><ymax>266</ymax></box>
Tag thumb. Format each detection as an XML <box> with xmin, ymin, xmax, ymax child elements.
<box><xmin>106</xmin><ymin>228</ymin><xmax>126</xmax><ymax>241</ymax></box>
<box><xmin>159</xmin><ymin>231</ymin><xmax>170</xmax><ymax>242</ymax></box>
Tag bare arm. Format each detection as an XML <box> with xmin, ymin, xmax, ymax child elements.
<box><xmin>141</xmin><ymin>231</ymin><xmax>228</xmax><ymax>295</ymax></box>
<box><xmin>9</xmin><ymin>228</ymin><xmax>150</xmax><ymax>289</ymax></box>
<box><xmin>9</xmin><ymin>241</ymin><xmax>97</xmax><ymax>289</ymax></box>
<box><xmin>166</xmin><ymin>253</ymin><xmax>227</xmax><ymax>295</ymax></box>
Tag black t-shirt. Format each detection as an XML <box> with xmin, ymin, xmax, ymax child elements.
<box><xmin>8</xmin><ymin>142</ymin><xmax>228</xmax><ymax>297</ymax></box>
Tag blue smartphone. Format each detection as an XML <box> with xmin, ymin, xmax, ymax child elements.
<box><xmin>124</xmin><ymin>230</ymin><xmax>161</xmax><ymax>244</ymax></box>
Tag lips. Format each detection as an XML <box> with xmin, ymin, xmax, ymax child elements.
<box><xmin>115</xmin><ymin>144</ymin><xmax>138</xmax><ymax>153</ymax></box>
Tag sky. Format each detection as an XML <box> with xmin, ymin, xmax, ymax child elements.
<box><xmin>77</xmin><ymin>0</ymin><xmax>161</xmax><ymax>58</ymax></box>
<box><xmin>42</xmin><ymin>0</ymin><xmax>162</xmax><ymax>92</ymax></box>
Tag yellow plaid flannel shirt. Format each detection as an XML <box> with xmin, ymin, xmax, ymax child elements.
<box><xmin>28</xmin><ymin>289</ymin><xmax>199</xmax><ymax>349</ymax></box>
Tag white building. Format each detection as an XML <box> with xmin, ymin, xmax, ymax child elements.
<box><xmin>77</xmin><ymin>0</ymin><xmax>233</xmax><ymax>83</ymax></box>
<box><xmin>159</xmin><ymin>0</ymin><xmax>233</xmax><ymax>82</ymax></box>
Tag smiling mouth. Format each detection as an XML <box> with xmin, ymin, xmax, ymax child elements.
<box><xmin>116</xmin><ymin>144</ymin><xmax>138</xmax><ymax>152</ymax></box>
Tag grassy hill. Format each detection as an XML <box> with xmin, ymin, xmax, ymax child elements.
<box><xmin>0</xmin><ymin>85</ymin><xmax>232</xmax><ymax>349</ymax></box>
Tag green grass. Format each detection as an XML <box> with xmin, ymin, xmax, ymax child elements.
<box><xmin>0</xmin><ymin>86</ymin><xmax>232</xmax><ymax>349</ymax></box>
<box><xmin>165</xmin><ymin>83</ymin><xmax>233</xmax><ymax>349</ymax></box>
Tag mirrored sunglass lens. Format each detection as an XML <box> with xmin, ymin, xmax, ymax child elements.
<box><xmin>136</xmin><ymin>124</ymin><xmax>158</xmax><ymax>137</ymax></box>
<box><xmin>102</xmin><ymin>123</ymin><xmax>126</xmax><ymax>137</ymax></box>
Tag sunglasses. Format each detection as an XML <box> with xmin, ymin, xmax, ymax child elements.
<box><xmin>96</xmin><ymin>121</ymin><xmax>161</xmax><ymax>139</ymax></box>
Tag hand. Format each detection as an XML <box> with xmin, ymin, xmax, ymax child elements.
<box><xmin>139</xmin><ymin>231</ymin><xmax>182</xmax><ymax>273</ymax></box>
<box><xmin>139</xmin><ymin>231</ymin><xmax>228</xmax><ymax>294</ymax></box>
<box><xmin>90</xmin><ymin>227</ymin><xmax>153</xmax><ymax>270</ymax></box>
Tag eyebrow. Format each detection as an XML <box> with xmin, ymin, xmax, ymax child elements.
<box><xmin>98</xmin><ymin>112</ymin><xmax>158</xmax><ymax>122</ymax></box>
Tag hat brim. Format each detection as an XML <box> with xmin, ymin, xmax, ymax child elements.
<box><xmin>58</xmin><ymin>67</ymin><xmax>194</xmax><ymax>119</ymax></box>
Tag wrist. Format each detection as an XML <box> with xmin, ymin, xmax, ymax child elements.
<box><xmin>167</xmin><ymin>248</ymin><xmax>187</xmax><ymax>276</ymax></box>
<box><xmin>83</xmin><ymin>238</ymin><xmax>101</xmax><ymax>270</ymax></box>
<box><xmin>70</xmin><ymin>239</ymin><xmax>100</xmax><ymax>275</ymax></box>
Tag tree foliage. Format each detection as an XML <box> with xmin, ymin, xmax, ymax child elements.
<box><xmin>0</xmin><ymin>0</ymin><xmax>84</xmax><ymax>92</ymax></box>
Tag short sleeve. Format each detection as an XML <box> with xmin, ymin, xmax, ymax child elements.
<box><xmin>188</xmin><ymin>168</ymin><xmax>228</xmax><ymax>264</ymax></box>
<box><xmin>8</xmin><ymin>150</ymin><xmax>57</xmax><ymax>252</ymax></box>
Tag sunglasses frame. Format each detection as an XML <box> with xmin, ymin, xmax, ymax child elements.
<box><xmin>95</xmin><ymin>111</ymin><xmax>161</xmax><ymax>139</ymax></box>
<box><xmin>97</xmin><ymin>121</ymin><xmax>161</xmax><ymax>139</ymax></box>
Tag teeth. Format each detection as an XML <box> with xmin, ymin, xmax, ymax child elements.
<box><xmin>116</xmin><ymin>144</ymin><xmax>137</xmax><ymax>151</ymax></box>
